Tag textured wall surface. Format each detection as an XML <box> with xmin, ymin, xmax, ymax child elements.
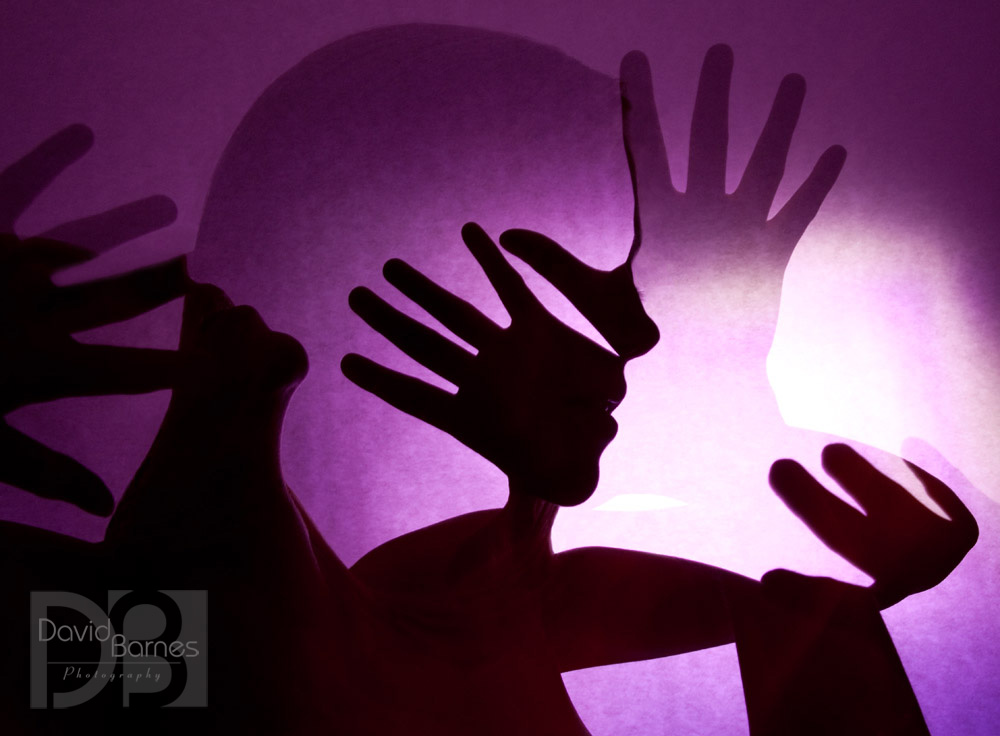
<box><xmin>2</xmin><ymin>3</ymin><xmax>997</xmax><ymax>733</ymax></box>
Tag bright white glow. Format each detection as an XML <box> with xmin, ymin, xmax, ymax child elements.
<box><xmin>593</xmin><ymin>493</ymin><xmax>688</xmax><ymax>511</ymax></box>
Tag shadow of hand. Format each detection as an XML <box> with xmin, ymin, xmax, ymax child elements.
<box><xmin>0</xmin><ymin>125</ymin><xmax>186</xmax><ymax>515</ymax></box>
<box><xmin>621</xmin><ymin>46</ymin><xmax>846</xmax><ymax>316</ymax></box>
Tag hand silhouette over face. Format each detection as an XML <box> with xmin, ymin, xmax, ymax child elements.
<box><xmin>343</xmin><ymin>223</ymin><xmax>625</xmax><ymax>506</ymax></box>
<box><xmin>769</xmin><ymin>443</ymin><xmax>979</xmax><ymax>607</ymax></box>
<box><xmin>0</xmin><ymin>125</ymin><xmax>186</xmax><ymax>515</ymax></box>
<box><xmin>496</xmin><ymin>227</ymin><xmax>660</xmax><ymax>361</ymax></box>
<box><xmin>500</xmin><ymin>45</ymin><xmax>846</xmax><ymax>351</ymax></box>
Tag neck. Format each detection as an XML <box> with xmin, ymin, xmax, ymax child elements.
<box><xmin>502</xmin><ymin>487</ymin><xmax>559</xmax><ymax>543</ymax></box>
<box><xmin>442</xmin><ymin>485</ymin><xmax>557</xmax><ymax>588</ymax></box>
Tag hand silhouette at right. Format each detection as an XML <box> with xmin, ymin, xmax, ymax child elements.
<box><xmin>769</xmin><ymin>443</ymin><xmax>979</xmax><ymax>607</ymax></box>
<box><xmin>343</xmin><ymin>222</ymin><xmax>625</xmax><ymax>505</ymax></box>
<box><xmin>0</xmin><ymin>125</ymin><xmax>186</xmax><ymax>515</ymax></box>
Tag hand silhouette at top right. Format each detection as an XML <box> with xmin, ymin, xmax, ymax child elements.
<box><xmin>0</xmin><ymin>125</ymin><xmax>186</xmax><ymax>515</ymax></box>
<box><xmin>499</xmin><ymin>45</ymin><xmax>846</xmax><ymax>356</ymax></box>
<box><xmin>618</xmin><ymin>46</ymin><xmax>846</xmax><ymax>292</ymax></box>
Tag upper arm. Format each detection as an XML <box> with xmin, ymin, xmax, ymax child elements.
<box><xmin>544</xmin><ymin>546</ymin><xmax>757</xmax><ymax>672</ymax></box>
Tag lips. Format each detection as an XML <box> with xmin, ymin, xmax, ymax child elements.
<box><xmin>598</xmin><ymin>412</ymin><xmax>619</xmax><ymax>441</ymax></box>
<box><xmin>565</xmin><ymin>393</ymin><xmax>623</xmax><ymax>417</ymax></box>
<box><xmin>560</xmin><ymin>397</ymin><xmax>620</xmax><ymax>443</ymax></box>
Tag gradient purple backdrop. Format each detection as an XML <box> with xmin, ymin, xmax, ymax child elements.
<box><xmin>1</xmin><ymin>3</ymin><xmax>998</xmax><ymax>734</ymax></box>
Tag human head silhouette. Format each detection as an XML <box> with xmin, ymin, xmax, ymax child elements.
<box><xmin>191</xmin><ymin>24</ymin><xmax>633</xmax><ymax>554</ymax></box>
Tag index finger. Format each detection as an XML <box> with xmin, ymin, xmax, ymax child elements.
<box><xmin>820</xmin><ymin>443</ymin><xmax>916</xmax><ymax>518</ymax></box>
<box><xmin>38</xmin><ymin>195</ymin><xmax>178</xmax><ymax>255</ymax></box>
<box><xmin>769</xmin><ymin>458</ymin><xmax>870</xmax><ymax>573</ymax></box>
<box><xmin>769</xmin><ymin>144</ymin><xmax>846</xmax><ymax>242</ymax></box>
<box><xmin>905</xmin><ymin>461</ymin><xmax>979</xmax><ymax>541</ymax></box>
<box><xmin>461</xmin><ymin>222</ymin><xmax>541</xmax><ymax>320</ymax></box>
<box><xmin>0</xmin><ymin>125</ymin><xmax>94</xmax><ymax>232</ymax></box>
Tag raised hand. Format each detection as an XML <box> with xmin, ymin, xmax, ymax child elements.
<box><xmin>342</xmin><ymin>223</ymin><xmax>625</xmax><ymax>506</ymax></box>
<box><xmin>768</xmin><ymin>443</ymin><xmax>979</xmax><ymax>607</ymax></box>
<box><xmin>500</xmin><ymin>45</ymin><xmax>846</xmax><ymax>356</ymax></box>
<box><xmin>619</xmin><ymin>45</ymin><xmax>846</xmax><ymax>308</ymax></box>
<box><xmin>0</xmin><ymin>125</ymin><xmax>186</xmax><ymax>515</ymax></box>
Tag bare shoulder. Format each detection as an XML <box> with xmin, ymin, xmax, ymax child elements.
<box><xmin>350</xmin><ymin>509</ymin><xmax>502</xmax><ymax>592</ymax></box>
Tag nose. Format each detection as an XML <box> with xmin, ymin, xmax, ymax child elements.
<box><xmin>607</xmin><ymin>369</ymin><xmax>627</xmax><ymax>404</ymax></box>
<box><xmin>598</xmin><ymin>352</ymin><xmax>627</xmax><ymax>404</ymax></box>
<box><xmin>573</xmin><ymin>352</ymin><xmax>627</xmax><ymax>409</ymax></box>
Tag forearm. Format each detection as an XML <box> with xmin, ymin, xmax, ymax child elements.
<box><xmin>548</xmin><ymin>547</ymin><xmax>756</xmax><ymax>671</ymax></box>
<box><xmin>728</xmin><ymin>571</ymin><xmax>928</xmax><ymax>735</ymax></box>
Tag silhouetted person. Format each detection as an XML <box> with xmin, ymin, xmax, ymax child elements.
<box><xmin>342</xmin><ymin>45</ymin><xmax>978</xmax><ymax>734</ymax></box>
<box><xmin>0</xmin><ymin>36</ymin><xmax>981</xmax><ymax>736</ymax></box>
<box><xmin>108</xmin><ymin>224</ymin><xmax>973</xmax><ymax>736</ymax></box>
<box><xmin>4</xmin><ymin>197</ymin><xmax>969</xmax><ymax>734</ymax></box>
<box><xmin>345</xmin><ymin>227</ymin><xmax>971</xmax><ymax>734</ymax></box>
<box><xmin>489</xmin><ymin>45</ymin><xmax>979</xmax><ymax>734</ymax></box>
<box><xmin>0</xmin><ymin>124</ymin><xmax>185</xmax><ymax>515</ymax></box>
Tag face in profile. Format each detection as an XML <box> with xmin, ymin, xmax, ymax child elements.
<box><xmin>465</xmin><ymin>309</ymin><xmax>627</xmax><ymax>507</ymax></box>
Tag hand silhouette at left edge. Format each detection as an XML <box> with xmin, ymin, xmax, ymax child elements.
<box><xmin>0</xmin><ymin>125</ymin><xmax>186</xmax><ymax>515</ymax></box>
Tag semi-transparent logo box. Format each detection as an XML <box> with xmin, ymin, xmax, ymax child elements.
<box><xmin>30</xmin><ymin>590</ymin><xmax>207</xmax><ymax>709</ymax></box>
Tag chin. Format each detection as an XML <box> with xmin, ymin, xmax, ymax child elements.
<box><xmin>538</xmin><ymin>463</ymin><xmax>601</xmax><ymax>507</ymax></box>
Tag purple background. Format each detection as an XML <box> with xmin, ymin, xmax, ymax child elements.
<box><xmin>2</xmin><ymin>2</ymin><xmax>998</xmax><ymax>734</ymax></box>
